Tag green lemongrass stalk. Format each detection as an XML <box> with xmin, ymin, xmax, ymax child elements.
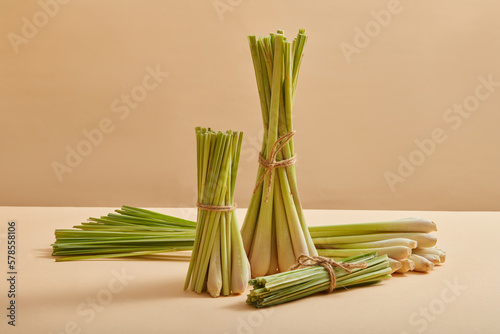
<box><xmin>312</xmin><ymin>232</ymin><xmax>437</xmax><ymax>248</ymax></box>
<box><xmin>413</xmin><ymin>247</ymin><xmax>446</xmax><ymax>263</ymax></box>
<box><xmin>247</xmin><ymin>32</ymin><xmax>284</xmax><ymax>277</ymax></box>
<box><xmin>274</xmin><ymin>180</ymin><xmax>297</xmax><ymax>272</ymax></box>
<box><xmin>229</xmin><ymin>133</ymin><xmax>251</xmax><ymax>294</ymax></box>
<box><xmin>387</xmin><ymin>258</ymin><xmax>402</xmax><ymax>273</ymax></box>
<box><xmin>395</xmin><ymin>259</ymin><xmax>415</xmax><ymax>273</ymax></box>
<box><xmin>409</xmin><ymin>254</ymin><xmax>434</xmax><ymax>272</ymax></box>
<box><xmin>243</xmin><ymin>29</ymin><xmax>316</xmax><ymax>278</ymax></box>
<box><xmin>52</xmin><ymin>206</ymin><xmax>196</xmax><ymax>261</ymax></box>
<box><xmin>308</xmin><ymin>218</ymin><xmax>436</xmax><ymax>237</ymax></box>
<box><xmin>318</xmin><ymin>246</ymin><xmax>412</xmax><ymax>261</ymax></box>
<box><xmin>246</xmin><ymin>252</ymin><xmax>391</xmax><ymax>308</ymax></box>
<box><xmin>321</xmin><ymin>238</ymin><xmax>417</xmax><ymax>250</ymax></box>
<box><xmin>184</xmin><ymin>128</ymin><xmax>249</xmax><ymax>297</ymax></box>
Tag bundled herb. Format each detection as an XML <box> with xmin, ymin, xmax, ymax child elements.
<box><xmin>184</xmin><ymin>127</ymin><xmax>250</xmax><ymax>297</ymax></box>
<box><xmin>52</xmin><ymin>206</ymin><xmax>195</xmax><ymax>261</ymax></box>
<box><xmin>246</xmin><ymin>252</ymin><xmax>391</xmax><ymax>308</ymax></box>
<box><xmin>242</xmin><ymin>29</ymin><xmax>317</xmax><ymax>277</ymax></box>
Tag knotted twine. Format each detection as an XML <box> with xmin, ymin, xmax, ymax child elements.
<box><xmin>291</xmin><ymin>255</ymin><xmax>368</xmax><ymax>293</ymax></box>
<box><xmin>196</xmin><ymin>203</ymin><xmax>236</xmax><ymax>212</ymax></box>
<box><xmin>253</xmin><ymin>131</ymin><xmax>297</xmax><ymax>202</ymax></box>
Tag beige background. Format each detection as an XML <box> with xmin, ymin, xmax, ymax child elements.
<box><xmin>1</xmin><ymin>0</ymin><xmax>499</xmax><ymax>211</ymax></box>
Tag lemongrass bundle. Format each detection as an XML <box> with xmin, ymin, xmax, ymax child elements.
<box><xmin>242</xmin><ymin>29</ymin><xmax>316</xmax><ymax>278</ymax></box>
<box><xmin>184</xmin><ymin>127</ymin><xmax>250</xmax><ymax>297</ymax></box>
<box><xmin>52</xmin><ymin>206</ymin><xmax>196</xmax><ymax>261</ymax></box>
<box><xmin>246</xmin><ymin>252</ymin><xmax>391</xmax><ymax>308</ymax></box>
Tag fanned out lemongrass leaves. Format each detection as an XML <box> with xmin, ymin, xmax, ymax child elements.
<box><xmin>242</xmin><ymin>29</ymin><xmax>316</xmax><ymax>278</ymax></box>
<box><xmin>246</xmin><ymin>252</ymin><xmax>391</xmax><ymax>308</ymax></box>
<box><xmin>52</xmin><ymin>206</ymin><xmax>196</xmax><ymax>262</ymax></box>
<box><xmin>184</xmin><ymin>127</ymin><xmax>250</xmax><ymax>297</ymax></box>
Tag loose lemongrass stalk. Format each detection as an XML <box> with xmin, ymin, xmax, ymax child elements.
<box><xmin>409</xmin><ymin>254</ymin><xmax>434</xmax><ymax>272</ymax></box>
<box><xmin>418</xmin><ymin>254</ymin><xmax>441</xmax><ymax>265</ymax></box>
<box><xmin>308</xmin><ymin>218</ymin><xmax>437</xmax><ymax>237</ymax></box>
<box><xmin>388</xmin><ymin>258</ymin><xmax>402</xmax><ymax>273</ymax></box>
<box><xmin>243</xmin><ymin>29</ymin><xmax>316</xmax><ymax>278</ymax></box>
<box><xmin>413</xmin><ymin>247</ymin><xmax>446</xmax><ymax>263</ymax></box>
<box><xmin>185</xmin><ymin>127</ymin><xmax>248</xmax><ymax>297</ymax></box>
<box><xmin>230</xmin><ymin>210</ymin><xmax>251</xmax><ymax>294</ymax></box>
<box><xmin>318</xmin><ymin>246</ymin><xmax>412</xmax><ymax>261</ymax></box>
<box><xmin>52</xmin><ymin>206</ymin><xmax>196</xmax><ymax>261</ymax></box>
<box><xmin>395</xmin><ymin>259</ymin><xmax>415</xmax><ymax>273</ymax></box>
<box><xmin>246</xmin><ymin>252</ymin><xmax>391</xmax><ymax>308</ymax></box>
<box><xmin>322</xmin><ymin>238</ymin><xmax>417</xmax><ymax>249</ymax></box>
<box><xmin>312</xmin><ymin>232</ymin><xmax>437</xmax><ymax>248</ymax></box>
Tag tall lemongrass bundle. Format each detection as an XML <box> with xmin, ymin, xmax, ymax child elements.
<box><xmin>184</xmin><ymin>127</ymin><xmax>250</xmax><ymax>297</ymax></box>
<box><xmin>242</xmin><ymin>29</ymin><xmax>317</xmax><ymax>278</ymax></box>
<box><xmin>52</xmin><ymin>206</ymin><xmax>196</xmax><ymax>261</ymax></box>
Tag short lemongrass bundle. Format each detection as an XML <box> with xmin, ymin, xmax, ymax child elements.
<box><xmin>246</xmin><ymin>252</ymin><xmax>391</xmax><ymax>308</ymax></box>
<box><xmin>184</xmin><ymin>127</ymin><xmax>250</xmax><ymax>297</ymax></box>
<box><xmin>52</xmin><ymin>206</ymin><xmax>196</xmax><ymax>261</ymax></box>
<box><xmin>242</xmin><ymin>29</ymin><xmax>317</xmax><ymax>278</ymax></box>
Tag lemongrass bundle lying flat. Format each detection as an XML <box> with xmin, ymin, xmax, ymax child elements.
<box><xmin>184</xmin><ymin>127</ymin><xmax>250</xmax><ymax>297</ymax></box>
<box><xmin>52</xmin><ymin>206</ymin><xmax>196</xmax><ymax>261</ymax></box>
<box><xmin>242</xmin><ymin>29</ymin><xmax>317</xmax><ymax>278</ymax></box>
<box><xmin>309</xmin><ymin>217</ymin><xmax>446</xmax><ymax>273</ymax></box>
<box><xmin>246</xmin><ymin>252</ymin><xmax>391</xmax><ymax>308</ymax></box>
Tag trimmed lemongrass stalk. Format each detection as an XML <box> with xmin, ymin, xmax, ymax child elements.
<box><xmin>308</xmin><ymin>218</ymin><xmax>437</xmax><ymax>237</ymax></box>
<box><xmin>419</xmin><ymin>254</ymin><xmax>441</xmax><ymax>265</ymax></box>
<box><xmin>320</xmin><ymin>238</ymin><xmax>417</xmax><ymax>249</ymax></box>
<box><xmin>246</xmin><ymin>252</ymin><xmax>391</xmax><ymax>308</ymax></box>
<box><xmin>185</xmin><ymin>127</ymin><xmax>249</xmax><ymax>297</ymax></box>
<box><xmin>409</xmin><ymin>254</ymin><xmax>434</xmax><ymax>272</ymax></box>
<box><xmin>388</xmin><ymin>258</ymin><xmax>403</xmax><ymax>273</ymax></box>
<box><xmin>395</xmin><ymin>259</ymin><xmax>415</xmax><ymax>273</ymax></box>
<box><xmin>318</xmin><ymin>246</ymin><xmax>412</xmax><ymax>261</ymax></box>
<box><xmin>52</xmin><ymin>205</ymin><xmax>196</xmax><ymax>261</ymax></box>
<box><xmin>413</xmin><ymin>247</ymin><xmax>446</xmax><ymax>263</ymax></box>
<box><xmin>312</xmin><ymin>232</ymin><xmax>437</xmax><ymax>248</ymax></box>
<box><xmin>242</xmin><ymin>29</ymin><xmax>316</xmax><ymax>278</ymax></box>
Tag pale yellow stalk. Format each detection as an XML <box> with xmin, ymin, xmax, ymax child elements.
<box><xmin>413</xmin><ymin>247</ymin><xmax>446</xmax><ymax>263</ymax></box>
<box><xmin>325</xmin><ymin>238</ymin><xmax>417</xmax><ymax>249</ymax></box>
<box><xmin>388</xmin><ymin>258</ymin><xmax>402</xmax><ymax>273</ymax></box>
<box><xmin>395</xmin><ymin>259</ymin><xmax>415</xmax><ymax>273</ymax></box>
<box><xmin>318</xmin><ymin>245</ymin><xmax>411</xmax><ymax>261</ymax></box>
<box><xmin>409</xmin><ymin>254</ymin><xmax>434</xmax><ymax>272</ymax></box>
<box><xmin>230</xmin><ymin>212</ymin><xmax>250</xmax><ymax>294</ymax></box>
<box><xmin>207</xmin><ymin>229</ymin><xmax>222</xmax><ymax>297</ymax></box>
<box><xmin>312</xmin><ymin>232</ymin><xmax>437</xmax><ymax>248</ymax></box>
